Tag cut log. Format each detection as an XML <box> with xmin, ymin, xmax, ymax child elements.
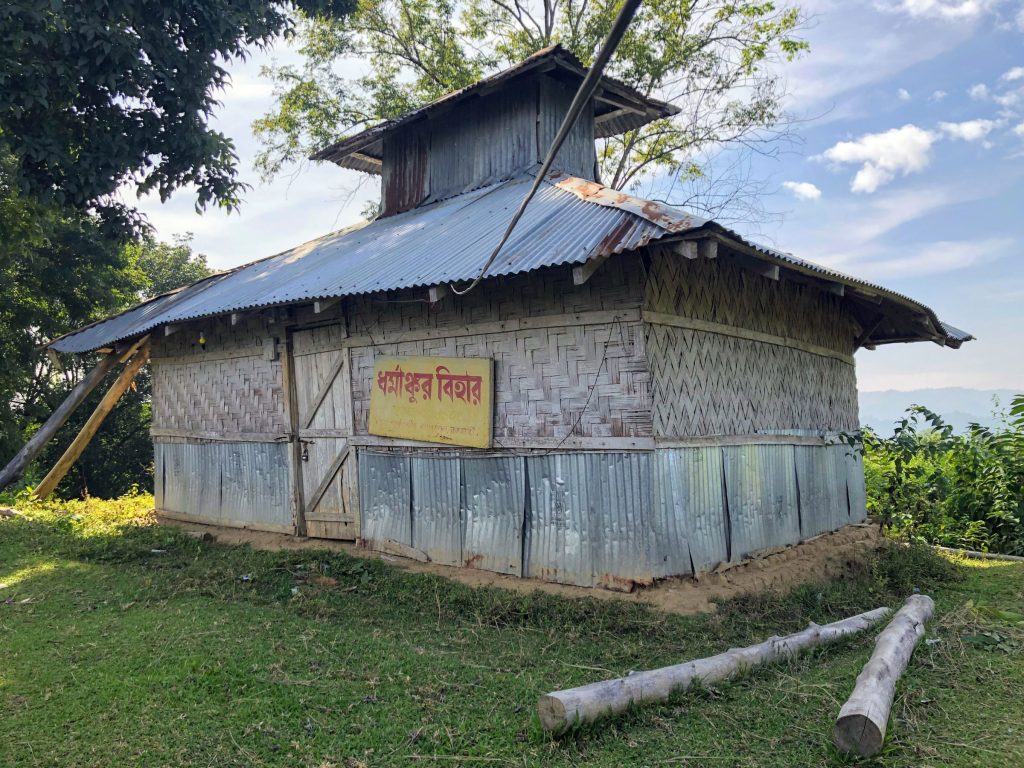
<box><xmin>538</xmin><ymin>606</ymin><xmax>891</xmax><ymax>733</ymax></box>
<box><xmin>934</xmin><ymin>546</ymin><xmax>1024</xmax><ymax>563</ymax></box>
<box><xmin>0</xmin><ymin>350</ymin><xmax>123</xmax><ymax>492</ymax></box>
<box><xmin>833</xmin><ymin>594</ymin><xmax>935</xmax><ymax>757</ymax></box>
<box><xmin>32</xmin><ymin>340</ymin><xmax>151</xmax><ymax>500</ymax></box>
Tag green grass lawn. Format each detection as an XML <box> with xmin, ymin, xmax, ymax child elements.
<box><xmin>1</xmin><ymin>495</ymin><xmax>1022</xmax><ymax>767</ymax></box>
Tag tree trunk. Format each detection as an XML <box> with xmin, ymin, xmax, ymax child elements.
<box><xmin>33</xmin><ymin>341</ymin><xmax>151</xmax><ymax>500</ymax></box>
<box><xmin>538</xmin><ymin>606</ymin><xmax>892</xmax><ymax>733</ymax></box>
<box><xmin>833</xmin><ymin>594</ymin><xmax>935</xmax><ymax>757</ymax></box>
<box><xmin>0</xmin><ymin>351</ymin><xmax>121</xmax><ymax>492</ymax></box>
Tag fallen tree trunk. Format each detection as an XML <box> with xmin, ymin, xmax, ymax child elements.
<box><xmin>833</xmin><ymin>594</ymin><xmax>935</xmax><ymax>757</ymax></box>
<box><xmin>934</xmin><ymin>546</ymin><xmax>1024</xmax><ymax>563</ymax></box>
<box><xmin>538</xmin><ymin>606</ymin><xmax>892</xmax><ymax>733</ymax></box>
<box><xmin>0</xmin><ymin>350</ymin><xmax>122</xmax><ymax>492</ymax></box>
<box><xmin>33</xmin><ymin>340</ymin><xmax>151</xmax><ymax>500</ymax></box>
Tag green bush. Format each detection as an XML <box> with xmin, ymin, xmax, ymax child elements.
<box><xmin>863</xmin><ymin>395</ymin><xmax>1024</xmax><ymax>555</ymax></box>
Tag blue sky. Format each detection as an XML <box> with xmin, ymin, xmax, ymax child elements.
<box><xmin>135</xmin><ymin>0</ymin><xmax>1024</xmax><ymax>392</ymax></box>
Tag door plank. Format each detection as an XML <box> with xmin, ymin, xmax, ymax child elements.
<box><xmin>303</xmin><ymin>441</ymin><xmax>350</xmax><ymax>518</ymax></box>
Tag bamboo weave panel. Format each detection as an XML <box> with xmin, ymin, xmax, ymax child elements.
<box><xmin>646</xmin><ymin>323</ymin><xmax>859</xmax><ymax>437</ymax></box>
<box><xmin>151</xmin><ymin>315</ymin><xmax>287</xmax><ymax>434</ymax></box>
<box><xmin>337</xmin><ymin>257</ymin><xmax>645</xmax><ymax>341</ymax></box>
<box><xmin>350</xmin><ymin>319</ymin><xmax>652</xmax><ymax>439</ymax></box>
<box><xmin>645</xmin><ymin>248</ymin><xmax>858</xmax><ymax>354</ymax></box>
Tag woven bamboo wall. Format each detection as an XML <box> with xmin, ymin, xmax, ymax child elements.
<box><xmin>341</xmin><ymin>257</ymin><xmax>651</xmax><ymax>440</ymax></box>
<box><xmin>150</xmin><ymin>315</ymin><xmax>288</xmax><ymax>435</ymax></box>
<box><xmin>643</xmin><ymin>248</ymin><xmax>860</xmax><ymax>437</ymax></box>
<box><xmin>644</xmin><ymin>247</ymin><xmax>857</xmax><ymax>351</ymax></box>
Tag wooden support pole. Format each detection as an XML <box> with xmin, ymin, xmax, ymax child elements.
<box><xmin>32</xmin><ymin>340</ymin><xmax>151</xmax><ymax>500</ymax></box>
<box><xmin>833</xmin><ymin>595</ymin><xmax>935</xmax><ymax>757</ymax></box>
<box><xmin>0</xmin><ymin>350</ymin><xmax>124</xmax><ymax>492</ymax></box>
<box><xmin>538</xmin><ymin>606</ymin><xmax>892</xmax><ymax>733</ymax></box>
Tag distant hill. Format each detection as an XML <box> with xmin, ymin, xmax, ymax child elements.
<box><xmin>859</xmin><ymin>388</ymin><xmax>1020</xmax><ymax>433</ymax></box>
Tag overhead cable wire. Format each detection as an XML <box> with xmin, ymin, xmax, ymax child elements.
<box><xmin>450</xmin><ymin>0</ymin><xmax>644</xmax><ymax>296</ymax></box>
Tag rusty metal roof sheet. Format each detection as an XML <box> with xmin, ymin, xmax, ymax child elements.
<box><xmin>48</xmin><ymin>170</ymin><xmax>972</xmax><ymax>353</ymax></box>
<box><xmin>311</xmin><ymin>45</ymin><xmax>679</xmax><ymax>171</ymax></box>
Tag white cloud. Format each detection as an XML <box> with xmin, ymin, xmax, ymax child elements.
<box><xmin>877</xmin><ymin>0</ymin><xmax>992</xmax><ymax>20</ymax></box>
<box><xmin>938</xmin><ymin>118</ymin><xmax>999</xmax><ymax>141</ymax></box>
<box><xmin>930</xmin><ymin>90</ymin><xmax>948</xmax><ymax>102</ymax></box>
<box><xmin>1014</xmin><ymin>122</ymin><xmax>1024</xmax><ymax>137</ymax></box>
<box><xmin>897</xmin><ymin>87</ymin><xmax>911</xmax><ymax>101</ymax></box>
<box><xmin>782</xmin><ymin>181</ymin><xmax>823</xmax><ymax>200</ymax></box>
<box><xmin>994</xmin><ymin>88</ymin><xmax>1023</xmax><ymax>108</ymax></box>
<box><xmin>820</xmin><ymin>125</ymin><xmax>938</xmax><ymax>193</ymax></box>
<box><xmin>860</xmin><ymin>237</ymin><xmax>1012</xmax><ymax>279</ymax></box>
<box><xmin>968</xmin><ymin>83</ymin><xmax>990</xmax><ymax>99</ymax></box>
<box><xmin>1018</xmin><ymin>7</ymin><xmax>1024</xmax><ymax>31</ymax></box>
<box><xmin>1002</xmin><ymin>66</ymin><xmax>1024</xmax><ymax>82</ymax></box>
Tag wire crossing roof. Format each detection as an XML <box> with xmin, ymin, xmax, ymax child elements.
<box><xmin>48</xmin><ymin>171</ymin><xmax>971</xmax><ymax>353</ymax></box>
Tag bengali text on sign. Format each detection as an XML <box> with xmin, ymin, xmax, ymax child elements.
<box><xmin>367</xmin><ymin>356</ymin><xmax>493</xmax><ymax>448</ymax></box>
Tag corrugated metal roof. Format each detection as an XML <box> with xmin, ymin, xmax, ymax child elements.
<box><xmin>311</xmin><ymin>45</ymin><xmax>680</xmax><ymax>171</ymax></box>
<box><xmin>48</xmin><ymin>169</ymin><xmax>972</xmax><ymax>353</ymax></box>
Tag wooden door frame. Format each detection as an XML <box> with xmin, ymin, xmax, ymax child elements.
<box><xmin>281</xmin><ymin>330</ymin><xmax>308</xmax><ymax>536</ymax></box>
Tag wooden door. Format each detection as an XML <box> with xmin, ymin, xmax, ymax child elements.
<box><xmin>290</xmin><ymin>326</ymin><xmax>359</xmax><ymax>540</ymax></box>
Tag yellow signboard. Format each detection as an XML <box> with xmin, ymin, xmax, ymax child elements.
<box><xmin>368</xmin><ymin>356</ymin><xmax>494</xmax><ymax>448</ymax></box>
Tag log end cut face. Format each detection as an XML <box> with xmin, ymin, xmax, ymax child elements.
<box><xmin>833</xmin><ymin>714</ymin><xmax>885</xmax><ymax>757</ymax></box>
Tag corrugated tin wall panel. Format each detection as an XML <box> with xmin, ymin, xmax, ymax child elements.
<box><xmin>359</xmin><ymin>452</ymin><xmax>412</xmax><ymax>547</ymax></box>
<box><xmin>538</xmin><ymin>76</ymin><xmax>597</xmax><ymax>179</ymax></box>
<box><xmin>154</xmin><ymin>442</ymin><xmax>165</xmax><ymax>510</ymax></box>
<box><xmin>382</xmin><ymin>129</ymin><xmax>428</xmax><ymax>215</ymax></box>
<box><xmin>218</xmin><ymin>442</ymin><xmax>292</xmax><ymax>527</ymax></box>
<box><xmin>844</xmin><ymin>446</ymin><xmax>869</xmax><ymax>523</ymax></box>
<box><xmin>427</xmin><ymin>89</ymin><xmax>537</xmax><ymax>202</ymax></box>
<box><xmin>344</xmin><ymin>444</ymin><xmax>867</xmax><ymax>584</ymax></box>
<box><xmin>795</xmin><ymin>445</ymin><xmax>847</xmax><ymax>539</ymax></box>
<box><xmin>411</xmin><ymin>457</ymin><xmax>462</xmax><ymax>566</ymax></box>
<box><xmin>524</xmin><ymin>453</ymin><xmax>656</xmax><ymax>587</ymax></box>
<box><xmin>154</xmin><ymin>440</ymin><xmax>291</xmax><ymax>528</ymax></box>
<box><xmin>723</xmin><ymin>445</ymin><xmax>801</xmax><ymax>560</ymax></box>
<box><xmin>461</xmin><ymin>456</ymin><xmax>526</xmax><ymax>575</ymax></box>
<box><xmin>653</xmin><ymin>448</ymin><xmax>728</xmax><ymax>574</ymax></box>
<box><xmin>525</xmin><ymin>453</ymin><xmax>597</xmax><ymax>586</ymax></box>
<box><xmin>589</xmin><ymin>453</ymin><xmax>657</xmax><ymax>588</ymax></box>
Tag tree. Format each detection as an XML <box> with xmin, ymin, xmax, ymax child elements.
<box><xmin>0</xmin><ymin>151</ymin><xmax>141</xmax><ymax>463</ymax></box>
<box><xmin>126</xmin><ymin>235</ymin><xmax>213</xmax><ymax>298</ymax></box>
<box><xmin>1</xmin><ymin>151</ymin><xmax>212</xmax><ymax>499</ymax></box>
<box><xmin>254</xmin><ymin>0</ymin><xmax>807</xmax><ymax>218</ymax></box>
<box><xmin>0</xmin><ymin>0</ymin><xmax>355</xmax><ymax>235</ymax></box>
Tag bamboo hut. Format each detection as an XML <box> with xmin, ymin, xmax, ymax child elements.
<box><xmin>37</xmin><ymin>47</ymin><xmax>972</xmax><ymax>589</ymax></box>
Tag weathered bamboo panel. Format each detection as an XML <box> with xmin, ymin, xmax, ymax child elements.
<box><xmin>344</xmin><ymin>259</ymin><xmax>650</xmax><ymax>440</ymax></box>
<box><xmin>151</xmin><ymin>315</ymin><xmax>286</xmax><ymax>435</ymax></box>
<box><xmin>643</xmin><ymin>247</ymin><xmax>860</xmax><ymax>439</ymax></box>
<box><xmin>644</xmin><ymin>248</ymin><xmax>858</xmax><ymax>353</ymax></box>
<box><xmin>645</xmin><ymin>323</ymin><xmax>859</xmax><ymax>437</ymax></box>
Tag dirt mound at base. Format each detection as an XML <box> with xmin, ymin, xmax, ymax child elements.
<box><xmin>159</xmin><ymin>515</ymin><xmax>884</xmax><ymax>616</ymax></box>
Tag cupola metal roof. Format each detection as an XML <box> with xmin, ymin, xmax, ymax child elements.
<box><xmin>311</xmin><ymin>45</ymin><xmax>680</xmax><ymax>174</ymax></box>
